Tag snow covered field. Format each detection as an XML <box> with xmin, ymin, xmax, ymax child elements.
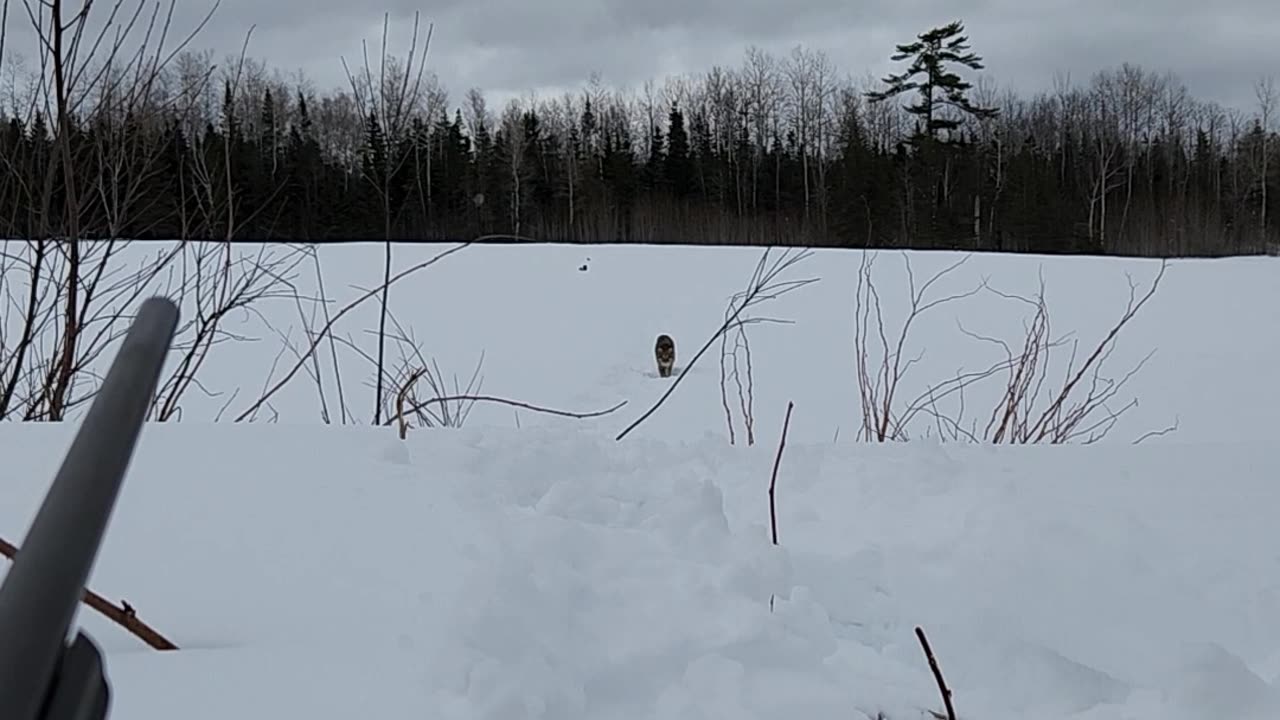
<box><xmin>2</xmin><ymin>241</ymin><xmax>1280</xmax><ymax>719</ymax></box>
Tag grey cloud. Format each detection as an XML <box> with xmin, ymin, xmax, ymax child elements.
<box><xmin>2</xmin><ymin>0</ymin><xmax>1277</xmax><ymax>112</ymax></box>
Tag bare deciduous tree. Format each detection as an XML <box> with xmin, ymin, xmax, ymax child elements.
<box><xmin>341</xmin><ymin>11</ymin><xmax>434</xmax><ymax>424</ymax></box>
<box><xmin>1255</xmin><ymin>76</ymin><xmax>1276</xmax><ymax>248</ymax></box>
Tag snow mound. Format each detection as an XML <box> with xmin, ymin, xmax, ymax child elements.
<box><xmin>3</xmin><ymin>422</ymin><xmax>1280</xmax><ymax>719</ymax></box>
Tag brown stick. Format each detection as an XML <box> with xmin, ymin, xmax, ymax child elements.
<box><xmin>395</xmin><ymin>367</ymin><xmax>426</xmax><ymax>439</ymax></box>
<box><xmin>0</xmin><ymin>535</ymin><xmax>178</xmax><ymax>650</ymax></box>
<box><xmin>769</xmin><ymin>401</ymin><xmax>794</xmax><ymax>546</ymax></box>
<box><xmin>915</xmin><ymin>625</ymin><xmax>956</xmax><ymax>720</ymax></box>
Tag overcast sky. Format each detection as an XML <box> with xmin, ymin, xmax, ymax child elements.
<box><xmin>3</xmin><ymin>0</ymin><xmax>1278</xmax><ymax>113</ymax></box>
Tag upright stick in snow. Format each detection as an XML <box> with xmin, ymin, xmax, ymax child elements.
<box><xmin>769</xmin><ymin>401</ymin><xmax>794</xmax><ymax>546</ymax></box>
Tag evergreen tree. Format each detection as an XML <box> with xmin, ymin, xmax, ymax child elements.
<box><xmin>665</xmin><ymin>102</ymin><xmax>692</xmax><ymax>198</ymax></box>
<box><xmin>865</xmin><ymin>20</ymin><xmax>998</xmax><ymax>142</ymax></box>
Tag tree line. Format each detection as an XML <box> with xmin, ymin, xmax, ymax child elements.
<box><xmin>0</xmin><ymin>15</ymin><xmax>1276</xmax><ymax>256</ymax></box>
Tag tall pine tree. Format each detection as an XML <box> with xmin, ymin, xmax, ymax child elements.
<box><xmin>865</xmin><ymin>20</ymin><xmax>998</xmax><ymax>142</ymax></box>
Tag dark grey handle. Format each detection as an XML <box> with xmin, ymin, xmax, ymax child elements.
<box><xmin>0</xmin><ymin>296</ymin><xmax>179</xmax><ymax>720</ymax></box>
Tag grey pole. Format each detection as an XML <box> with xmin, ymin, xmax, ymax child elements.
<box><xmin>0</xmin><ymin>296</ymin><xmax>179</xmax><ymax>720</ymax></box>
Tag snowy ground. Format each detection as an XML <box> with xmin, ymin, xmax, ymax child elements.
<box><xmin>2</xmin><ymin>241</ymin><xmax>1279</xmax><ymax>719</ymax></box>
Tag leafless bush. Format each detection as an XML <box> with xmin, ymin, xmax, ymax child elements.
<box><xmin>391</xmin><ymin>358</ymin><xmax>483</xmax><ymax>436</ymax></box>
<box><xmin>335</xmin><ymin>302</ymin><xmax>486</xmax><ymax>430</ymax></box>
<box><xmin>233</xmin><ymin>241</ymin><xmax>471</xmax><ymax>422</ymax></box>
<box><xmin>376</xmin><ymin>288</ymin><xmax>631</xmax><ymax>437</ymax></box>
<box><xmin>717</xmin><ymin>252</ymin><xmax>813</xmax><ymax>445</ymax></box>
<box><xmin>150</xmin><ymin>242</ymin><xmax>311</xmax><ymax>421</ymax></box>
<box><xmin>0</xmin><ymin>240</ymin><xmax>317</xmax><ymax>423</ymax></box>
<box><xmin>964</xmin><ymin>261</ymin><xmax>1166</xmax><ymax>444</ymax></box>
<box><xmin>719</xmin><ymin>316</ymin><xmax>756</xmax><ymax>445</ymax></box>
<box><xmin>382</xmin><ymin>325</ymin><xmax>484</xmax><ymax>429</ymax></box>
<box><xmin>0</xmin><ymin>240</ymin><xmax>186</xmax><ymax>420</ymax></box>
<box><xmin>854</xmin><ymin>252</ymin><xmax>982</xmax><ymax>441</ymax></box>
<box><xmin>854</xmin><ymin>251</ymin><xmax>1169</xmax><ymax>444</ymax></box>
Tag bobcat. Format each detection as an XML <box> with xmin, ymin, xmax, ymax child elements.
<box><xmin>654</xmin><ymin>334</ymin><xmax>676</xmax><ymax>378</ymax></box>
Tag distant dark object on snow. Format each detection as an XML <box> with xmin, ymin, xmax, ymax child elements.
<box><xmin>654</xmin><ymin>334</ymin><xmax>675</xmax><ymax>378</ymax></box>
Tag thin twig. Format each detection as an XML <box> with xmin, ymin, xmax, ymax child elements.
<box><xmin>769</xmin><ymin>401</ymin><xmax>794</xmax><ymax>546</ymax></box>
<box><xmin>393</xmin><ymin>394</ymin><xmax>626</xmax><ymax>422</ymax></box>
<box><xmin>1133</xmin><ymin>416</ymin><xmax>1179</xmax><ymax>444</ymax></box>
<box><xmin>915</xmin><ymin>626</ymin><xmax>956</xmax><ymax>720</ymax></box>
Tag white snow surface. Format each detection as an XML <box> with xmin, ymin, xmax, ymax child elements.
<box><xmin>2</xmin><ymin>242</ymin><xmax>1279</xmax><ymax>719</ymax></box>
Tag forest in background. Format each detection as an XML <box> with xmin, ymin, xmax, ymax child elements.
<box><xmin>0</xmin><ymin>12</ymin><xmax>1277</xmax><ymax>257</ymax></box>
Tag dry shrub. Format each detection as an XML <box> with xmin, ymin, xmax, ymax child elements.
<box><xmin>853</xmin><ymin>250</ymin><xmax>1170</xmax><ymax>444</ymax></box>
<box><xmin>717</xmin><ymin>249</ymin><xmax>817</xmax><ymax>445</ymax></box>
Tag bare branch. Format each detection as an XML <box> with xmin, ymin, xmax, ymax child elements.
<box><xmin>617</xmin><ymin>247</ymin><xmax>817</xmax><ymax>442</ymax></box>
<box><xmin>397</xmin><ymin>394</ymin><xmax>626</xmax><ymax>422</ymax></box>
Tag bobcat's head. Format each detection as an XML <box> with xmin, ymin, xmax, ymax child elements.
<box><xmin>655</xmin><ymin>334</ymin><xmax>675</xmax><ymax>363</ymax></box>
